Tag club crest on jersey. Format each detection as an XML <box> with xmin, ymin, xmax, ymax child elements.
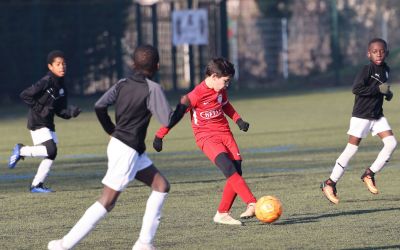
<box><xmin>200</xmin><ymin>109</ymin><xmax>222</xmax><ymax>119</ymax></box>
<box><xmin>59</xmin><ymin>88</ymin><xmax>65</xmax><ymax>96</ymax></box>
<box><xmin>217</xmin><ymin>94</ymin><xmax>223</xmax><ymax>103</ymax></box>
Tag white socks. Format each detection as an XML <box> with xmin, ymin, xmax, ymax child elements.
<box><xmin>138</xmin><ymin>191</ymin><xmax>168</xmax><ymax>244</ymax></box>
<box><xmin>330</xmin><ymin>143</ymin><xmax>358</xmax><ymax>182</ymax></box>
<box><xmin>59</xmin><ymin>191</ymin><xmax>168</xmax><ymax>249</ymax></box>
<box><xmin>370</xmin><ymin>136</ymin><xmax>397</xmax><ymax>173</ymax></box>
<box><xmin>330</xmin><ymin>136</ymin><xmax>397</xmax><ymax>182</ymax></box>
<box><xmin>31</xmin><ymin>159</ymin><xmax>53</xmax><ymax>186</ymax></box>
<box><xmin>62</xmin><ymin>202</ymin><xmax>108</xmax><ymax>249</ymax></box>
<box><xmin>20</xmin><ymin>145</ymin><xmax>48</xmax><ymax>157</ymax></box>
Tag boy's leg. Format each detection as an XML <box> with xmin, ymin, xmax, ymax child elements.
<box><xmin>330</xmin><ymin>138</ymin><xmax>360</xmax><ymax>182</ymax></box>
<box><xmin>362</xmin><ymin>131</ymin><xmax>397</xmax><ymax>194</ymax></box>
<box><xmin>215</xmin><ymin>154</ymin><xmax>256</xmax><ymax>208</ymax></box>
<box><xmin>322</xmin><ymin>136</ymin><xmax>360</xmax><ymax>204</ymax></box>
<box><xmin>30</xmin><ymin>140</ymin><xmax>57</xmax><ymax>192</ymax></box>
<box><xmin>49</xmin><ymin>137</ymin><xmax>135</xmax><ymax>250</ymax></box>
<box><xmin>216</xmin><ymin>160</ymin><xmax>241</xmax><ymax>213</ymax></box>
<box><xmin>49</xmin><ymin>186</ymin><xmax>116</xmax><ymax>250</ymax></box>
<box><xmin>20</xmin><ymin>145</ymin><xmax>48</xmax><ymax>157</ymax></box>
<box><xmin>134</xmin><ymin>165</ymin><xmax>169</xmax><ymax>248</ymax></box>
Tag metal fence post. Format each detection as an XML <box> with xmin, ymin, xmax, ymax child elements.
<box><xmin>219</xmin><ymin>0</ymin><xmax>228</xmax><ymax>59</ymax></box>
<box><xmin>136</xmin><ymin>3</ymin><xmax>142</xmax><ymax>45</ymax></box>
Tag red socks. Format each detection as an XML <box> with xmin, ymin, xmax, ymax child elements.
<box><xmin>218</xmin><ymin>172</ymin><xmax>256</xmax><ymax>212</ymax></box>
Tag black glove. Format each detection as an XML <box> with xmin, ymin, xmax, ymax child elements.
<box><xmin>68</xmin><ymin>105</ymin><xmax>81</xmax><ymax>118</ymax></box>
<box><xmin>153</xmin><ymin>136</ymin><xmax>163</xmax><ymax>152</ymax></box>
<box><xmin>385</xmin><ymin>91</ymin><xmax>393</xmax><ymax>101</ymax></box>
<box><xmin>236</xmin><ymin>118</ymin><xmax>249</xmax><ymax>132</ymax></box>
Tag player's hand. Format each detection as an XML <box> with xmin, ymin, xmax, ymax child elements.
<box><xmin>236</xmin><ymin>118</ymin><xmax>249</xmax><ymax>132</ymax></box>
<box><xmin>153</xmin><ymin>136</ymin><xmax>163</xmax><ymax>152</ymax></box>
<box><xmin>385</xmin><ymin>91</ymin><xmax>393</xmax><ymax>101</ymax></box>
<box><xmin>68</xmin><ymin>105</ymin><xmax>81</xmax><ymax>118</ymax></box>
<box><xmin>379</xmin><ymin>83</ymin><xmax>390</xmax><ymax>94</ymax></box>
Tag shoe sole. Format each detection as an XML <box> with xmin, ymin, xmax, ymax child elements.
<box><xmin>240</xmin><ymin>215</ymin><xmax>255</xmax><ymax>219</ymax></box>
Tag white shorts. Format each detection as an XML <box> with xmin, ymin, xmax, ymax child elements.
<box><xmin>347</xmin><ymin>117</ymin><xmax>392</xmax><ymax>138</ymax></box>
<box><xmin>102</xmin><ymin>137</ymin><xmax>153</xmax><ymax>191</ymax></box>
<box><xmin>30</xmin><ymin>127</ymin><xmax>58</xmax><ymax>145</ymax></box>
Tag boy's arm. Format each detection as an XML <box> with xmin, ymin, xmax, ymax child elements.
<box><xmin>94</xmin><ymin>84</ymin><xmax>118</xmax><ymax>135</ymax></box>
<box><xmin>19</xmin><ymin>79</ymin><xmax>47</xmax><ymax>112</ymax></box>
<box><xmin>56</xmin><ymin>105</ymin><xmax>81</xmax><ymax>119</ymax></box>
<box><xmin>54</xmin><ymin>92</ymin><xmax>81</xmax><ymax>119</ymax></box>
<box><xmin>152</xmin><ymin>95</ymin><xmax>190</xmax><ymax>152</ymax></box>
<box><xmin>222</xmin><ymin>101</ymin><xmax>249</xmax><ymax>132</ymax></box>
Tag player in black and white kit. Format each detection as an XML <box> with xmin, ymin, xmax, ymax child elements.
<box><xmin>8</xmin><ymin>50</ymin><xmax>81</xmax><ymax>193</ymax></box>
<box><xmin>48</xmin><ymin>45</ymin><xmax>185</xmax><ymax>250</ymax></box>
<box><xmin>321</xmin><ymin>38</ymin><xmax>397</xmax><ymax>204</ymax></box>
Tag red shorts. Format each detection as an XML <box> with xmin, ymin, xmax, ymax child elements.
<box><xmin>196</xmin><ymin>134</ymin><xmax>241</xmax><ymax>163</ymax></box>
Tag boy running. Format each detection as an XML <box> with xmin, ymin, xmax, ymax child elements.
<box><xmin>48</xmin><ymin>45</ymin><xmax>182</xmax><ymax>250</ymax></box>
<box><xmin>8</xmin><ymin>50</ymin><xmax>81</xmax><ymax>193</ymax></box>
<box><xmin>321</xmin><ymin>38</ymin><xmax>397</xmax><ymax>204</ymax></box>
<box><xmin>153</xmin><ymin>58</ymin><xmax>257</xmax><ymax>225</ymax></box>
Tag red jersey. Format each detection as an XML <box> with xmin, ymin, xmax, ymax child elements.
<box><xmin>187</xmin><ymin>81</ymin><xmax>240</xmax><ymax>142</ymax></box>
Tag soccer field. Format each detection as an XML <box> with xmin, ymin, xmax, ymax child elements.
<box><xmin>1</xmin><ymin>86</ymin><xmax>400</xmax><ymax>250</ymax></box>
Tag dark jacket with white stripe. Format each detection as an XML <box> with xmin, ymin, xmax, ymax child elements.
<box><xmin>94</xmin><ymin>72</ymin><xmax>172</xmax><ymax>154</ymax></box>
<box><xmin>351</xmin><ymin>62</ymin><xmax>390</xmax><ymax>119</ymax></box>
<box><xmin>20</xmin><ymin>72</ymin><xmax>73</xmax><ymax>131</ymax></box>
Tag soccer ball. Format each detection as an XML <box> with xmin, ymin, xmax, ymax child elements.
<box><xmin>255</xmin><ymin>195</ymin><xmax>283</xmax><ymax>223</ymax></box>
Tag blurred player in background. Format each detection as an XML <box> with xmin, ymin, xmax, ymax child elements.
<box><xmin>153</xmin><ymin>57</ymin><xmax>257</xmax><ymax>226</ymax></box>
<box><xmin>8</xmin><ymin>50</ymin><xmax>81</xmax><ymax>193</ymax></box>
<box><xmin>48</xmin><ymin>45</ymin><xmax>182</xmax><ymax>250</ymax></box>
<box><xmin>321</xmin><ymin>38</ymin><xmax>397</xmax><ymax>204</ymax></box>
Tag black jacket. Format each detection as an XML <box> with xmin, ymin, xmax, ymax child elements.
<box><xmin>20</xmin><ymin>72</ymin><xmax>73</xmax><ymax>131</ymax></box>
<box><xmin>94</xmin><ymin>72</ymin><xmax>173</xmax><ymax>154</ymax></box>
<box><xmin>351</xmin><ymin>62</ymin><xmax>390</xmax><ymax>119</ymax></box>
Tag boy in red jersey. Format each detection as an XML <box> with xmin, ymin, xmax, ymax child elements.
<box><xmin>153</xmin><ymin>58</ymin><xmax>257</xmax><ymax>225</ymax></box>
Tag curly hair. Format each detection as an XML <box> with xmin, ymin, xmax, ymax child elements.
<box><xmin>133</xmin><ymin>45</ymin><xmax>159</xmax><ymax>77</ymax></box>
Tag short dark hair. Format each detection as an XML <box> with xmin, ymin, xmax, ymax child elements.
<box><xmin>47</xmin><ymin>50</ymin><xmax>65</xmax><ymax>64</ymax></box>
<box><xmin>133</xmin><ymin>45</ymin><xmax>159</xmax><ymax>77</ymax></box>
<box><xmin>205</xmin><ymin>58</ymin><xmax>235</xmax><ymax>78</ymax></box>
<box><xmin>368</xmin><ymin>38</ymin><xmax>388</xmax><ymax>50</ymax></box>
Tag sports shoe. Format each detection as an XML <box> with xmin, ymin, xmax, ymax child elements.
<box><xmin>48</xmin><ymin>239</ymin><xmax>68</xmax><ymax>250</ymax></box>
<box><xmin>30</xmin><ymin>183</ymin><xmax>54</xmax><ymax>193</ymax></box>
<box><xmin>8</xmin><ymin>143</ymin><xmax>24</xmax><ymax>169</ymax></box>
<box><xmin>213</xmin><ymin>211</ymin><xmax>242</xmax><ymax>225</ymax></box>
<box><xmin>321</xmin><ymin>179</ymin><xmax>339</xmax><ymax>204</ymax></box>
<box><xmin>132</xmin><ymin>240</ymin><xmax>156</xmax><ymax>250</ymax></box>
<box><xmin>361</xmin><ymin>169</ymin><xmax>378</xmax><ymax>194</ymax></box>
<box><xmin>240</xmin><ymin>202</ymin><xmax>256</xmax><ymax>219</ymax></box>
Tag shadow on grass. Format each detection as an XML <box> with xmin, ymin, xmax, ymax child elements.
<box><xmin>276</xmin><ymin>206</ymin><xmax>400</xmax><ymax>225</ymax></box>
<box><xmin>341</xmin><ymin>245</ymin><xmax>400</xmax><ymax>250</ymax></box>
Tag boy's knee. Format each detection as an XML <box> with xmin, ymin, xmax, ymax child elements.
<box><xmin>215</xmin><ymin>153</ymin><xmax>236</xmax><ymax>178</ymax></box>
<box><xmin>233</xmin><ymin>160</ymin><xmax>242</xmax><ymax>176</ymax></box>
<box><xmin>154</xmin><ymin>179</ymin><xmax>170</xmax><ymax>193</ymax></box>
<box><xmin>43</xmin><ymin>140</ymin><xmax>57</xmax><ymax>160</ymax></box>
